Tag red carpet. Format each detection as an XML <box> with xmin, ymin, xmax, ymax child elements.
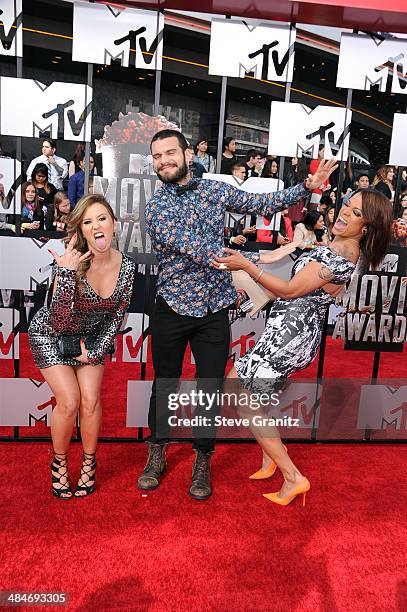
<box><xmin>0</xmin><ymin>442</ymin><xmax>406</xmax><ymax>611</ymax></box>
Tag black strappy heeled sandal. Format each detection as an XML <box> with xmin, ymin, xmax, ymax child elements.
<box><xmin>74</xmin><ymin>452</ymin><xmax>97</xmax><ymax>498</ymax></box>
<box><xmin>50</xmin><ymin>452</ymin><xmax>72</xmax><ymax>499</ymax></box>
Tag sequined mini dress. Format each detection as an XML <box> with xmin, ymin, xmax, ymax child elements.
<box><xmin>234</xmin><ymin>246</ymin><xmax>355</xmax><ymax>392</ymax></box>
<box><xmin>28</xmin><ymin>254</ymin><xmax>135</xmax><ymax>368</ymax></box>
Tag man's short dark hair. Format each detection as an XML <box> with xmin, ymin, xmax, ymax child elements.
<box><xmin>356</xmin><ymin>173</ymin><xmax>370</xmax><ymax>182</ymax></box>
<box><xmin>231</xmin><ymin>163</ymin><xmax>245</xmax><ymax>172</ymax></box>
<box><xmin>245</xmin><ymin>149</ymin><xmax>261</xmax><ymax>162</ymax></box>
<box><xmin>150</xmin><ymin>129</ymin><xmax>188</xmax><ymax>152</ymax></box>
<box><xmin>43</xmin><ymin>138</ymin><xmax>56</xmax><ymax>149</ymax></box>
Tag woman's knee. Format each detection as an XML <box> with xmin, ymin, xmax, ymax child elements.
<box><xmin>80</xmin><ymin>395</ymin><xmax>100</xmax><ymax>417</ymax></box>
<box><xmin>56</xmin><ymin>395</ymin><xmax>80</xmax><ymax>419</ymax></box>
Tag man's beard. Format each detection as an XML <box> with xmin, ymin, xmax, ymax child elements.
<box><xmin>156</xmin><ymin>161</ymin><xmax>189</xmax><ymax>184</ymax></box>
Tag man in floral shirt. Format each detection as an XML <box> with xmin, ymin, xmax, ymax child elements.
<box><xmin>139</xmin><ymin>129</ymin><xmax>337</xmax><ymax>500</ymax></box>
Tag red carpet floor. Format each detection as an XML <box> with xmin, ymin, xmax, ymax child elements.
<box><xmin>1</xmin><ymin>442</ymin><xmax>406</xmax><ymax>611</ymax></box>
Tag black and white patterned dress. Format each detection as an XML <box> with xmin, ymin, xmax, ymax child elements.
<box><xmin>28</xmin><ymin>254</ymin><xmax>135</xmax><ymax>369</ymax></box>
<box><xmin>234</xmin><ymin>246</ymin><xmax>355</xmax><ymax>392</ymax></box>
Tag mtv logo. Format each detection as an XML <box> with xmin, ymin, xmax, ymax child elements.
<box><xmin>73</xmin><ymin>1</ymin><xmax>164</xmax><ymax>71</ymax></box>
<box><xmin>0</xmin><ymin>157</ymin><xmax>21</xmax><ymax>215</ymax></box>
<box><xmin>120</xmin><ymin>312</ymin><xmax>150</xmax><ymax>363</ymax></box>
<box><xmin>229</xmin><ymin>317</ymin><xmax>266</xmax><ymax>361</ymax></box>
<box><xmin>209</xmin><ymin>18</ymin><xmax>295</xmax><ymax>82</ymax></box>
<box><xmin>0</xmin><ymin>77</ymin><xmax>93</xmax><ymax>141</ymax></box>
<box><xmin>0</xmin><ymin>237</ymin><xmax>64</xmax><ymax>290</ymax></box>
<box><xmin>389</xmin><ymin>113</ymin><xmax>407</xmax><ymax>166</ymax></box>
<box><xmin>0</xmin><ymin>0</ymin><xmax>22</xmax><ymax>57</ymax></box>
<box><xmin>0</xmin><ymin>308</ymin><xmax>19</xmax><ymax>359</ymax></box>
<box><xmin>379</xmin><ymin>253</ymin><xmax>399</xmax><ymax>273</ymax></box>
<box><xmin>337</xmin><ymin>33</ymin><xmax>407</xmax><ymax>95</ymax></box>
<box><xmin>269</xmin><ymin>382</ymin><xmax>321</xmax><ymax>429</ymax></box>
<box><xmin>126</xmin><ymin>380</ymin><xmax>153</xmax><ymax>427</ymax></box>
<box><xmin>0</xmin><ymin>379</ymin><xmax>54</xmax><ymax>426</ymax></box>
<box><xmin>358</xmin><ymin>385</ymin><xmax>407</xmax><ymax>430</ymax></box>
<box><xmin>268</xmin><ymin>101</ymin><xmax>351</xmax><ymax>162</ymax></box>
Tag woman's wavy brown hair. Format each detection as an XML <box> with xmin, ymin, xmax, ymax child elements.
<box><xmin>353</xmin><ymin>188</ymin><xmax>393</xmax><ymax>270</ymax></box>
<box><xmin>66</xmin><ymin>193</ymin><xmax>116</xmax><ymax>280</ymax></box>
<box><xmin>372</xmin><ymin>165</ymin><xmax>394</xmax><ymax>187</ymax></box>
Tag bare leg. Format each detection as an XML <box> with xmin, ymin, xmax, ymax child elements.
<box><xmin>40</xmin><ymin>365</ymin><xmax>81</xmax><ymax>498</ymax></box>
<box><xmin>74</xmin><ymin>364</ymin><xmax>104</xmax><ymax>496</ymax></box>
<box><xmin>226</xmin><ymin>366</ymin><xmax>306</xmax><ymax>497</ymax></box>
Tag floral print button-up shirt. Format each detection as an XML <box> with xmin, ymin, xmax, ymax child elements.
<box><xmin>145</xmin><ymin>179</ymin><xmax>309</xmax><ymax>317</ymax></box>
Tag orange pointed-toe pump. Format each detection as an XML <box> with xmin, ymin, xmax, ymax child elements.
<box><xmin>262</xmin><ymin>477</ymin><xmax>310</xmax><ymax>507</ymax></box>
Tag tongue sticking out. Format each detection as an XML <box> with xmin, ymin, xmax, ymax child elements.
<box><xmin>95</xmin><ymin>236</ymin><xmax>107</xmax><ymax>250</ymax></box>
<box><xmin>334</xmin><ymin>219</ymin><xmax>347</xmax><ymax>231</ymax></box>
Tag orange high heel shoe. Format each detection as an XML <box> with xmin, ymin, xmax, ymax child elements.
<box><xmin>262</xmin><ymin>477</ymin><xmax>310</xmax><ymax>507</ymax></box>
<box><xmin>249</xmin><ymin>445</ymin><xmax>288</xmax><ymax>480</ymax></box>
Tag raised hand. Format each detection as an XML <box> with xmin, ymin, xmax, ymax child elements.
<box><xmin>305</xmin><ymin>158</ymin><xmax>338</xmax><ymax>191</ymax></box>
<box><xmin>259</xmin><ymin>241</ymin><xmax>300</xmax><ymax>264</ymax></box>
<box><xmin>48</xmin><ymin>234</ymin><xmax>91</xmax><ymax>271</ymax></box>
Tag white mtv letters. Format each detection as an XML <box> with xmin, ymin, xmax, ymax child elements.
<box><xmin>120</xmin><ymin>312</ymin><xmax>149</xmax><ymax>363</ymax></box>
<box><xmin>0</xmin><ymin>0</ymin><xmax>22</xmax><ymax>57</ymax></box>
<box><xmin>0</xmin><ymin>157</ymin><xmax>21</xmax><ymax>215</ymax></box>
<box><xmin>0</xmin><ymin>77</ymin><xmax>93</xmax><ymax>141</ymax></box>
<box><xmin>209</xmin><ymin>18</ymin><xmax>295</xmax><ymax>82</ymax></box>
<box><xmin>268</xmin><ymin>101</ymin><xmax>351</xmax><ymax>161</ymax></box>
<box><xmin>389</xmin><ymin>113</ymin><xmax>407</xmax><ymax>166</ymax></box>
<box><xmin>337</xmin><ymin>33</ymin><xmax>407</xmax><ymax>94</ymax></box>
<box><xmin>0</xmin><ymin>237</ymin><xmax>64</xmax><ymax>290</ymax></box>
<box><xmin>358</xmin><ymin>385</ymin><xmax>407</xmax><ymax>430</ymax></box>
<box><xmin>73</xmin><ymin>1</ymin><xmax>164</xmax><ymax>70</ymax></box>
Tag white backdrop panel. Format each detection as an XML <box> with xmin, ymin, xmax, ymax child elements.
<box><xmin>337</xmin><ymin>32</ymin><xmax>407</xmax><ymax>94</ymax></box>
<box><xmin>0</xmin><ymin>379</ymin><xmax>53</xmax><ymax>426</ymax></box>
<box><xmin>126</xmin><ymin>380</ymin><xmax>153</xmax><ymax>427</ymax></box>
<box><xmin>0</xmin><ymin>237</ymin><xmax>64</xmax><ymax>290</ymax></box>
<box><xmin>389</xmin><ymin>113</ymin><xmax>407</xmax><ymax>166</ymax></box>
<box><xmin>73</xmin><ymin>1</ymin><xmax>164</xmax><ymax>70</ymax></box>
<box><xmin>0</xmin><ymin>0</ymin><xmax>22</xmax><ymax>57</ymax></box>
<box><xmin>0</xmin><ymin>308</ymin><xmax>19</xmax><ymax>359</ymax></box>
<box><xmin>0</xmin><ymin>78</ymin><xmax>93</xmax><ymax>141</ymax></box>
<box><xmin>357</xmin><ymin>384</ymin><xmax>407</xmax><ymax>431</ymax></box>
<box><xmin>268</xmin><ymin>101</ymin><xmax>351</xmax><ymax>161</ymax></box>
<box><xmin>209</xmin><ymin>18</ymin><xmax>295</xmax><ymax>82</ymax></box>
<box><xmin>0</xmin><ymin>157</ymin><xmax>21</xmax><ymax>215</ymax></box>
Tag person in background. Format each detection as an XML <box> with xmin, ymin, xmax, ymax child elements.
<box><xmin>45</xmin><ymin>191</ymin><xmax>71</xmax><ymax>232</ymax></box>
<box><xmin>21</xmin><ymin>181</ymin><xmax>44</xmax><ymax>231</ymax></box>
<box><xmin>26</xmin><ymin>139</ymin><xmax>68</xmax><ymax>191</ymax></box>
<box><xmin>262</xmin><ymin>159</ymin><xmax>279</xmax><ymax>179</ymax></box>
<box><xmin>318</xmin><ymin>195</ymin><xmax>331</xmax><ymax>216</ymax></box>
<box><xmin>231</xmin><ymin>162</ymin><xmax>246</xmax><ymax>183</ymax></box>
<box><xmin>194</xmin><ymin>138</ymin><xmax>215</xmax><ymax>173</ymax></box>
<box><xmin>391</xmin><ymin>207</ymin><xmax>407</xmax><ymax>247</ymax></box>
<box><xmin>284</xmin><ymin>157</ymin><xmax>308</xmax><ymax>227</ymax></box>
<box><xmin>69</xmin><ymin>143</ymin><xmax>85</xmax><ymax>177</ymax></box>
<box><xmin>324</xmin><ymin>205</ymin><xmax>336</xmax><ymax>241</ymax></box>
<box><xmin>244</xmin><ymin>149</ymin><xmax>262</xmax><ymax>179</ymax></box>
<box><xmin>355</xmin><ymin>173</ymin><xmax>370</xmax><ymax>190</ymax></box>
<box><xmin>401</xmin><ymin>168</ymin><xmax>407</xmax><ymax>192</ymax></box>
<box><xmin>294</xmin><ymin>210</ymin><xmax>327</xmax><ymax>249</ymax></box>
<box><xmin>220</xmin><ymin>137</ymin><xmax>237</xmax><ymax>174</ymax></box>
<box><xmin>329</xmin><ymin>189</ymin><xmax>337</xmax><ymax>206</ymax></box>
<box><xmin>373</xmin><ymin>165</ymin><xmax>395</xmax><ymax>202</ymax></box>
<box><xmin>32</xmin><ymin>163</ymin><xmax>57</xmax><ymax>212</ymax></box>
<box><xmin>185</xmin><ymin>145</ymin><xmax>205</xmax><ymax>178</ymax></box>
<box><xmin>309</xmin><ymin>145</ymin><xmax>330</xmax><ymax>208</ymax></box>
<box><xmin>68</xmin><ymin>153</ymin><xmax>95</xmax><ymax>207</ymax></box>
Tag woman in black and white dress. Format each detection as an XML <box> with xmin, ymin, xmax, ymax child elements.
<box><xmin>213</xmin><ymin>189</ymin><xmax>393</xmax><ymax>506</ymax></box>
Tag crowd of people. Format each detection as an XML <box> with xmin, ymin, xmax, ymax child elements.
<box><xmin>0</xmin><ymin>135</ymin><xmax>406</xmax><ymax>247</ymax></box>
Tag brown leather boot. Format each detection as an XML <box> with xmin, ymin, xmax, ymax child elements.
<box><xmin>189</xmin><ymin>450</ymin><xmax>213</xmax><ymax>500</ymax></box>
<box><xmin>137</xmin><ymin>442</ymin><xmax>167</xmax><ymax>490</ymax></box>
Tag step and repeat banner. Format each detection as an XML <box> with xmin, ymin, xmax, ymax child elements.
<box><xmin>0</xmin><ymin>1</ymin><xmax>406</xmax><ymax>439</ymax></box>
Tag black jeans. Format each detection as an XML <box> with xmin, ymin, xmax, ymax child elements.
<box><xmin>148</xmin><ymin>296</ymin><xmax>230</xmax><ymax>453</ymax></box>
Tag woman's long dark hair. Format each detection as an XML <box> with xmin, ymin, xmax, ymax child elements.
<box><xmin>355</xmin><ymin>188</ymin><xmax>393</xmax><ymax>270</ymax></box>
<box><xmin>262</xmin><ymin>159</ymin><xmax>278</xmax><ymax>178</ymax></box>
<box><xmin>21</xmin><ymin>181</ymin><xmax>41</xmax><ymax>214</ymax></box>
<box><xmin>303</xmin><ymin>210</ymin><xmax>322</xmax><ymax>230</ymax></box>
<box><xmin>32</xmin><ymin>163</ymin><xmax>52</xmax><ymax>193</ymax></box>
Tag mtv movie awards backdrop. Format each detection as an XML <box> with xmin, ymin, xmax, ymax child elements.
<box><xmin>0</xmin><ymin>1</ymin><xmax>406</xmax><ymax>439</ymax></box>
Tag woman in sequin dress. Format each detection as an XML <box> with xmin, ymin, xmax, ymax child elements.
<box><xmin>29</xmin><ymin>194</ymin><xmax>135</xmax><ymax>499</ymax></box>
<box><xmin>213</xmin><ymin>189</ymin><xmax>393</xmax><ymax>506</ymax></box>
